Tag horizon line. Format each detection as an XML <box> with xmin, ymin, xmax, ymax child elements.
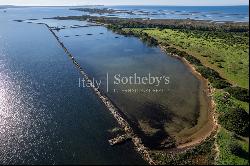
<box><xmin>1</xmin><ymin>4</ymin><xmax>249</xmax><ymax>7</ymax></box>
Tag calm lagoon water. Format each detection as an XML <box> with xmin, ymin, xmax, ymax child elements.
<box><xmin>0</xmin><ymin>8</ymin><xmax>146</xmax><ymax>164</ymax></box>
<box><xmin>52</xmin><ymin>21</ymin><xmax>209</xmax><ymax>148</ymax></box>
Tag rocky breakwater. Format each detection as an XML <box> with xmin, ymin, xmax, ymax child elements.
<box><xmin>108</xmin><ymin>134</ymin><xmax>131</xmax><ymax>146</ymax></box>
<box><xmin>44</xmin><ymin>23</ymin><xmax>156</xmax><ymax>165</ymax></box>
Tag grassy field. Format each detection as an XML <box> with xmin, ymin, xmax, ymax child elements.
<box><xmin>123</xmin><ymin>28</ymin><xmax>249</xmax><ymax>89</ymax></box>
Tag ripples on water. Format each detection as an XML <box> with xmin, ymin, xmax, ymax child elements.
<box><xmin>0</xmin><ymin>53</ymin><xmax>56</xmax><ymax>164</ymax></box>
<box><xmin>0</xmin><ymin>8</ymin><xmax>146</xmax><ymax>164</ymax></box>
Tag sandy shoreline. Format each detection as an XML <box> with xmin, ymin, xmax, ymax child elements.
<box><xmin>159</xmin><ymin>44</ymin><xmax>218</xmax><ymax>150</ymax></box>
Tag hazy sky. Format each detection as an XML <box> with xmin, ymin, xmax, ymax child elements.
<box><xmin>0</xmin><ymin>0</ymin><xmax>249</xmax><ymax>6</ymax></box>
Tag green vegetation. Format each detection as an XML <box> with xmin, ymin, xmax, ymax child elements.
<box><xmin>214</xmin><ymin>91</ymin><xmax>249</xmax><ymax>136</ymax></box>
<box><xmin>228</xmin><ymin>140</ymin><xmax>244</xmax><ymax>156</ymax></box>
<box><xmin>214</xmin><ymin>91</ymin><xmax>249</xmax><ymax>164</ymax></box>
<box><xmin>163</xmin><ymin>46</ymin><xmax>202</xmax><ymax>66</ymax></box>
<box><xmin>126</xmin><ymin>28</ymin><xmax>249</xmax><ymax>89</ymax></box>
<box><xmin>217</xmin><ymin>128</ymin><xmax>249</xmax><ymax>165</ymax></box>
<box><xmin>196</xmin><ymin>66</ymin><xmax>231</xmax><ymax>89</ymax></box>
<box><xmin>151</xmin><ymin>135</ymin><xmax>216</xmax><ymax>165</ymax></box>
<box><xmin>218</xmin><ymin>107</ymin><xmax>249</xmax><ymax>136</ymax></box>
<box><xmin>225</xmin><ymin>86</ymin><xmax>249</xmax><ymax>102</ymax></box>
<box><xmin>214</xmin><ymin>90</ymin><xmax>249</xmax><ymax>112</ymax></box>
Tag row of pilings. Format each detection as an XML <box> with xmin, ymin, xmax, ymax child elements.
<box><xmin>44</xmin><ymin>24</ymin><xmax>155</xmax><ymax>165</ymax></box>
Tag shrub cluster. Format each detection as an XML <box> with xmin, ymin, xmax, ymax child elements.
<box><xmin>108</xmin><ymin>26</ymin><xmax>158</xmax><ymax>47</ymax></box>
<box><xmin>196</xmin><ymin>66</ymin><xmax>231</xmax><ymax>89</ymax></box>
<box><xmin>225</xmin><ymin>86</ymin><xmax>249</xmax><ymax>102</ymax></box>
<box><xmin>218</xmin><ymin>107</ymin><xmax>249</xmax><ymax>136</ymax></box>
<box><xmin>164</xmin><ymin>47</ymin><xmax>202</xmax><ymax>66</ymax></box>
<box><xmin>227</xmin><ymin>141</ymin><xmax>244</xmax><ymax>156</ymax></box>
<box><xmin>140</xmin><ymin>33</ymin><xmax>159</xmax><ymax>47</ymax></box>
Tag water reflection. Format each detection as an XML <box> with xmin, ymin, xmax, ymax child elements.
<box><xmin>0</xmin><ymin>41</ymin><xmax>55</xmax><ymax>164</ymax></box>
<box><xmin>0</xmin><ymin>8</ymin><xmax>146</xmax><ymax>164</ymax></box>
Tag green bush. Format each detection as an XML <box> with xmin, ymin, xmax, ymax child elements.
<box><xmin>164</xmin><ymin>47</ymin><xmax>183</xmax><ymax>55</ymax></box>
<box><xmin>196</xmin><ymin>66</ymin><xmax>221</xmax><ymax>79</ymax></box>
<box><xmin>228</xmin><ymin>140</ymin><xmax>244</xmax><ymax>156</ymax></box>
<box><xmin>140</xmin><ymin>33</ymin><xmax>158</xmax><ymax>47</ymax></box>
<box><xmin>219</xmin><ymin>107</ymin><xmax>249</xmax><ymax>136</ymax></box>
<box><xmin>185</xmin><ymin>55</ymin><xmax>202</xmax><ymax>66</ymax></box>
<box><xmin>224</xmin><ymin>87</ymin><xmax>249</xmax><ymax>102</ymax></box>
<box><xmin>211</xmin><ymin>79</ymin><xmax>231</xmax><ymax>89</ymax></box>
<box><xmin>164</xmin><ymin>47</ymin><xmax>202</xmax><ymax>66</ymax></box>
<box><xmin>196</xmin><ymin>66</ymin><xmax>232</xmax><ymax>89</ymax></box>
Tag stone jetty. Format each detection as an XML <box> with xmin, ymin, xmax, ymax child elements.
<box><xmin>108</xmin><ymin>134</ymin><xmax>131</xmax><ymax>146</ymax></box>
<box><xmin>44</xmin><ymin>23</ymin><xmax>156</xmax><ymax>165</ymax></box>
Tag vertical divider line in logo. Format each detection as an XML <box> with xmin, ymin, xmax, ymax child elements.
<box><xmin>106</xmin><ymin>72</ymin><xmax>109</xmax><ymax>93</ymax></box>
